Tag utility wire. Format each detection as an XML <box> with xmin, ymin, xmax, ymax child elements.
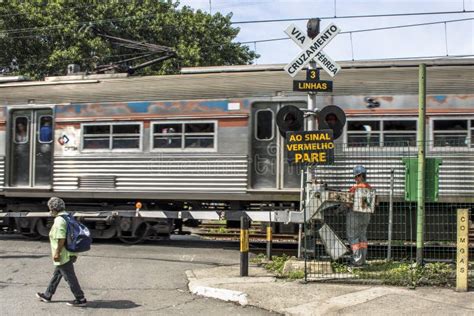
<box><xmin>7</xmin><ymin>15</ymin><xmax>474</xmax><ymax>42</ymax></box>
<box><xmin>340</xmin><ymin>53</ymin><xmax>474</xmax><ymax>62</ymax></box>
<box><xmin>240</xmin><ymin>17</ymin><xmax>474</xmax><ymax>44</ymax></box>
<box><xmin>2</xmin><ymin>7</ymin><xmax>473</xmax><ymax>36</ymax></box>
<box><xmin>231</xmin><ymin>9</ymin><xmax>474</xmax><ymax>24</ymax></box>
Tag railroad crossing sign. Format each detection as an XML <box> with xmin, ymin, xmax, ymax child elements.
<box><xmin>284</xmin><ymin>23</ymin><xmax>341</xmax><ymax>78</ymax></box>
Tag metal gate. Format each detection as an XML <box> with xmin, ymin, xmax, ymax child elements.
<box><xmin>303</xmin><ymin>141</ymin><xmax>474</xmax><ymax>285</ymax></box>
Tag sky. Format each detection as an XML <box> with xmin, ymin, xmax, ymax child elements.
<box><xmin>179</xmin><ymin>0</ymin><xmax>474</xmax><ymax>65</ymax></box>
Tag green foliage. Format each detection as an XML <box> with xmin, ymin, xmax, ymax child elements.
<box><xmin>288</xmin><ymin>270</ymin><xmax>305</xmax><ymax>279</ymax></box>
<box><xmin>250</xmin><ymin>253</ymin><xmax>266</xmax><ymax>264</ymax></box>
<box><xmin>0</xmin><ymin>1</ymin><xmax>258</xmax><ymax>79</ymax></box>
<box><xmin>341</xmin><ymin>261</ymin><xmax>456</xmax><ymax>287</ymax></box>
<box><xmin>264</xmin><ymin>254</ymin><xmax>289</xmax><ymax>275</ymax></box>
<box><xmin>331</xmin><ymin>261</ymin><xmax>350</xmax><ymax>273</ymax></box>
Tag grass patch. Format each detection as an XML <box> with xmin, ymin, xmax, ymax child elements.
<box><xmin>337</xmin><ymin>261</ymin><xmax>456</xmax><ymax>287</ymax></box>
<box><xmin>288</xmin><ymin>270</ymin><xmax>305</xmax><ymax>279</ymax></box>
<box><xmin>250</xmin><ymin>253</ymin><xmax>266</xmax><ymax>265</ymax></box>
<box><xmin>264</xmin><ymin>254</ymin><xmax>290</xmax><ymax>275</ymax></box>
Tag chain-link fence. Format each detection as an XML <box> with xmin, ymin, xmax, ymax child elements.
<box><xmin>302</xmin><ymin>141</ymin><xmax>474</xmax><ymax>285</ymax></box>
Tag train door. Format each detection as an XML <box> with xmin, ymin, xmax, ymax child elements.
<box><xmin>8</xmin><ymin>109</ymin><xmax>53</xmax><ymax>188</ymax></box>
<box><xmin>251</xmin><ymin>103</ymin><xmax>303</xmax><ymax>190</ymax></box>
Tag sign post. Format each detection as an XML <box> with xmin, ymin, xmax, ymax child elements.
<box><xmin>456</xmin><ymin>209</ymin><xmax>469</xmax><ymax>291</ymax></box>
<box><xmin>283</xmin><ymin>18</ymin><xmax>342</xmax><ymax>260</ymax></box>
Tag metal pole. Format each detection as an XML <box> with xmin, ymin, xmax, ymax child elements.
<box><xmin>387</xmin><ymin>168</ymin><xmax>395</xmax><ymax>260</ymax></box>
<box><xmin>297</xmin><ymin>18</ymin><xmax>321</xmax><ymax>261</ymax></box>
<box><xmin>240</xmin><ymin>215</ymin><xmax>249</xmax><ymax>276</ymax></box>
<box><xmin>306</xmin><ymin>19</ymin><xmax>320</xmax><ymax>255</ymax></box>
<box><xmin>416</xmin><ymin>63</ymin><xmax>426</xmax><ymax>265</ymax></box>
<box><xmin>307</xmin><ymin>18</ymin><xmax>320</xmax><ymax>153</ymax></box>
<box><xmin>297</xmin><ymin>169</ymin><xmax>304</xmax><ymax>258</ymax></box>
<box><xmin>303</xmin><ymin>169</ymin><xmax>308</xmax><ymax>283</ymax></box>
<box><xmin>266</xmin><ymin>212</ymin><xmax>272</xmax><ymax>260</ymax></box>
<box><xmin>297</xmin><ymin>223</ymin><xmax>303</xmax><ymax>258</ymax></box>
<box><xmin>307</xmin><ymin>61</ymin><xmax>317</xmax><ymax>131</ymax></box>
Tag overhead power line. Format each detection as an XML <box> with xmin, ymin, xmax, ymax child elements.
<box><xmin>240</xmin><ymin>17</ymin><xmax>474</xmax><ymax>44</ymax></box>
<box><xmin>231</xmin><ymin>9</ymin><xmax>474</xmax><ymax>24</ymax></box>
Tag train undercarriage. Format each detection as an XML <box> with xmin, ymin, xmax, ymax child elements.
<box><xmin>0</xmin><ymin>197</ymin><xmax>299</xmax><ymax>244</ymax></box>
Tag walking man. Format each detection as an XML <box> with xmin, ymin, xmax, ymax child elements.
<box><xmin>36</xmin><ymin>197</ymin><xmax>87</xmax><ymax>306</ymax></box>
<box><xmin>346</xmin><ymin>165</ymin><xmax>372</xmax><ymax>266</ymax></box>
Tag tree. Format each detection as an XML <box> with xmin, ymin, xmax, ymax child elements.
<box><xmin>0</xmin><ymin>1</ymin><xmax>258</xmax><ymax>79</ymax></box>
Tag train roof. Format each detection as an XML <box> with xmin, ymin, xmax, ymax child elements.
<box><xmin>1</xmin><ymin>58</ymin><xmax>473</xmax><ymax>105</ymax></box>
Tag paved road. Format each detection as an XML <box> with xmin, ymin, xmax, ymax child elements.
<box><xmin>0</xmin><ymin>235</ymin><xmax>277</xmax><ymax>315</ymax></box>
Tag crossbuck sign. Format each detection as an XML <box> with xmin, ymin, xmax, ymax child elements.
<box><xmin>284</xmin><ymin>23</ymin><xmax>341</xmax><ymax>78</ymax></box>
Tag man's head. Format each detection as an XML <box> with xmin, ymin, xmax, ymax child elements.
<box><xmin>353</xmin><ymin>165</ymin><xmax>367</xmax><ymax>183</ymax></box>
<box><xmin>47</xmin><ymin>197</ymin><xmax>65</xmax><ymax>216</ymax></box>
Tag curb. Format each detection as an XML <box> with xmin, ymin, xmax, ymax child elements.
<box><xmin>185</xmin><ymin>270</ymin><xmax>249</xmax><ymax>306</ymax></box>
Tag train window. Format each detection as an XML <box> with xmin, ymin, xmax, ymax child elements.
<box><xmin>152</xmin><ymin>121</ymin><xmax>216</xmax><ymax>151</ymax></box>
<box><xmin>433</xmin><ymin>119</ymin><xmax>469</xmax><ymax>147</ymax></box>
<box><xmin>38</xmin><ymin>116</ymin><xmax>53</xmax><ymax>143</ymax></box>
<box><xmin>153</xmin><ymin>123</ymin><xmax>182</xmax><ymax>148</ymax></box>
<box><xmin>184</xmin><ymin>123</ymin><xmax>214</xmax><ymax>148</ymax></box>
<box><xmin>383</xmin><ymin>133</ymin><xmax>417</xmax><ymax>147</ymax></box>
<box><xmin>383</xmin><ymin>120</ymin><xmax>417</xmax><ymax>147</ymax></box>
<box><xmin>13</xmin><ymin>117</ymin><xmax>29</xmax><ymax>144</ymax></box>
<box><xmin>347</xmin><ymin>121</ymin><xmax>380</xmax><ymax>147</ymax></box>
<box><xmin>347</xmin><ymin>121</ymin><xmax>380</xmax><ymax>131</ymax></box>
<box><xmin>82</xmin><ymin>123</ymin><xmax>142</xmax><ymax>151</ymax></box>
<box><xmin>154</xmin><ymin>123</ymin><xmax>182</xmax><ymax>134</ymax></box>
<box><xmin>347</xmin><ymin>119</ymin><xmax>417</xmax><ymax>147</ymax></box>
<box><xmin>255</xmin><ymin>110</ymin><xmax>274</xmax><ymax>141</ymax></box>
<box><xmin>383</xmin><ymin>121</ymin><xmax>416</xmax><ymax>131</ymax></box>
<box><xmin>347</xmin><ymin>134</ymin><xmax>380</xmax><ymax>147</ymax></box>
<box><xmin>84</xmin><ymin>125</ymin><xmax>110</xmax><ymax>134</ymax></box>
<box><xmin>112</xmin><ymin>124</ymin><xmax>140</xmax><ymax>149</ymax></box>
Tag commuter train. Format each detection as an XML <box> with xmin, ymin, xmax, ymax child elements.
<box><xmin>0</xmin><ymin>58</ymin><xmax>473</xmax><ymax>242</ymax></box>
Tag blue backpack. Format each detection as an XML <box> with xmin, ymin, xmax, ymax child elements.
<box><xmin>60</xmin><ymin>214</ymin><xmax>92</xmax><ymax>252</ymax></box>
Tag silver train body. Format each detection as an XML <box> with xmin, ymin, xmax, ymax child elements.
<box><xmin>0</xmin><ymin>58</ymin><xmax>473</xmax><ymax>240</ymax></box>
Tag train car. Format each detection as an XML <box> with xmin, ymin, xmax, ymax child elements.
<box><xmin>0</xmin><ymin>58</ymin><xmax>473</xmax><ymax>242</ymax></box>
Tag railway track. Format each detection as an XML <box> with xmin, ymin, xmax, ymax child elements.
<box><xmin>192</xmin><ymin>222</ymin><xmax>298</xmax><ymax>243</ymax></box>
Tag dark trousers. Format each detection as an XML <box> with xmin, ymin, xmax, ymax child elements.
<box><xmin>45</xmin><ymin>258</ymin><xmax>84</xmax><ymax>300</ymax></box>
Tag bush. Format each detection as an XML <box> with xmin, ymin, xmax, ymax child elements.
<box><xmin>264</xmin><ymin>254</ymin><xmax>290</xmax><ymax>275</ymax></box>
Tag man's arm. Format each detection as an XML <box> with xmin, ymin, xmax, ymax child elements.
<box><xmin>53</xmin><ymin>238</ymin><xmax>66</xmax><ymax>262</ymax></box>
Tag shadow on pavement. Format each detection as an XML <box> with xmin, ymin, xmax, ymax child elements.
<box><xmin>84</xmin><ymin>300</ymin><xmax>141</xmax><ymax>309</ymax></box>
<box><xmin>0</xmin><ymin>254</ymin><xmax>48</xmax><ymax>259</ymax></box>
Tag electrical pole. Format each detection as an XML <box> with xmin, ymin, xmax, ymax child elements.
<box><xmin>416</xmin><ymin>63</ymin><xmax>426</xmax><ymax>265</ymax></box>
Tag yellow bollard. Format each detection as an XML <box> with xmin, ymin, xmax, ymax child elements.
<box><xmin>456</xmin><ymin>209</ymin><xmax>469</xmax><ymax>292</ymax></box>
<box><xmin>240</xmin><ymin>216</ymin><xmax>250</xmax><ymax>276</ymax></box>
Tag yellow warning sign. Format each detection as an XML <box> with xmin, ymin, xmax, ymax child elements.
<box><xmin>286</xmin><ymin>130</ymin><xmax>335</xmax><ymax>165</ymax></box>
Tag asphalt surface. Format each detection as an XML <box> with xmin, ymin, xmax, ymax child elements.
<box><xmin>0</xmin><ymin>234</ymin><xmax>277</xmax><ymax>315</ymax></box>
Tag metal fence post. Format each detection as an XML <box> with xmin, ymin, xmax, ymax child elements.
<box><xmin>416</xmin><ymin>63</ymin><xmax>426</xmax><ymax>265</ymax></box>
<box><xmin>387</xmin><ymin>168</ymin><xmax>395</xmax><ymax>260</ymax></box>
<box><xmin>240</xmin><ymin>215</ymin><xmax>250</xmax><ymax>277</ymax></box>
<box><xmin>456</xmin><ymin>209</ymin><xmax>469</xmax><ymax>292</ymax></box>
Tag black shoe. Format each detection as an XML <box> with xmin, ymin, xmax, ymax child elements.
<box><xmin>36</xmin><ymin>292</ymin><xmax>51</xmax><ymax>303</ymax></box>
<box><xmin>66</xmin><ymin>298</ymin><xmax>87</xmax><ymax>307</ymax></box>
